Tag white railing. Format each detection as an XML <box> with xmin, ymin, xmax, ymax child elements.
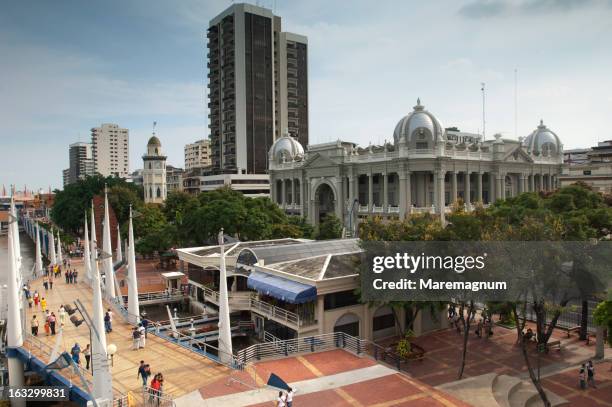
<box><xmin>358</xmin><ymin>205</ymin><xmax>369</xmax><ymax>213</ymax></box>
<box><xmin>387</xmin><ymin>206</ymin><xmax>400</xmax><ymax>213</ymax></box>
<box><xmin>202</xmin><ymin>287</ymin><xmax>312</xmax><ymax>328</ymax></box>
<box><xmin>137</xmin><ymin>289</ymin><xmax>187</xmax><ymax>304</ymax></box>
<box><xmin>372</xmin><ymin>205</ymin><xmax>384</xmax><ymax>213</ymax></box>
<box><xmin>238</xmin><ymin>331</ymin><xmax>366</xmax><ymax>365</ymax></box>
<box><xmin>142</xmin><ymin>386</ymin><xmax>175</xmax><ymax>407</ymax></box>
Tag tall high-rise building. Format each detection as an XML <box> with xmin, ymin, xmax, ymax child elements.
<box><xmin>63</xmin><ymin>142</ymin><xmax>95</xmax><ymax>186</ymax></box>
<box><xmin>184</xmin><ymin>139</ymin><xmax>212</xmax><ymax>170</ymax></box>
<box><xmin>207</xmin><ymin>3</ymin><xmax>308</xmax><ymax>175</ymax></box>
<box><xmin>91</xmin><ymin>123</ymin><xmax>130</xmax><ymax>178</ymax></box>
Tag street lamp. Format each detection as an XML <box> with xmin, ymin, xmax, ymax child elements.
<box><xmin>107</xmin><ymin>344</ymin><xmax>117</xmax><ymax>367</ymax></box>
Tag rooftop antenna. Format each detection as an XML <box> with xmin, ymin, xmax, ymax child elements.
<box><xmin>514</xmin><ymin>69</ymin><xmax>518</xmax><ymax>139</ymax></box>
<box><xmin>481</xmin><ymin>82</ymin><xmax>486</xmax><ymax>141</ymax></box>
<box><xmin>152</xmin><ymin>121</ymin><xmax>157</xmax><ymax>135</ymax></box>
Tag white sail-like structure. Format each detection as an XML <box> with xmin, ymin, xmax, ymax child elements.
<box><xmin>35</xmin><ymin>222</ymin><xmax>43</xmax><ymax>277</ymax></box>
<box><xmin>116</xmin><ymin>225</ymin><xmax>123</xmax><ymax>263</ymax></box>
<box><xmin>217</xmin><ymin>230</ymin><xmax>233</xmax><ymax>365</ymax></box>
<box><xmin>127</xmin><ymin>206</ymin><xmax>140</xmax><ymax>324</ymax></box>
<box><xmin>90</xmin><ymin>201</ymin><xmax>97</xmax><ymax>288</ymax></box>
<box><xmin>90</xmin><ymin>219</ymin><xmax>113</xmax><ymax>402</ymax></box>
<box><xmin>7</xmin><ymin>203</ymin><xmax>25</xmax><ymax>395</ymax></box>
<box><xmin>10</xmin><ymin>198</ymin><xmax>21</xmax><ymax>272</ymax></box>
<box><xmin>56</xmin><ymin>230</ymin><xmax>63</xmax><ymax>266</ymax></box>
<box><xmin>49</xmin><ymin>229</ymin><xmax>56</xmax><ymax>267</ymax></box>
<box><xmin>102</xmin><ymin>186</ymin><xmax>115</xmax><ymax>300</ymax></box>
<box><xmin>83</xmin><ymin>212</ymin><xmax>92</xmax><ymax>283</ymax></box>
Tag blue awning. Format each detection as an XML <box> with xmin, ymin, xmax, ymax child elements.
<box><xmin>247</xmin><ymin>272</ymin><xmax>317</xmax><ymax>304</ymax></box>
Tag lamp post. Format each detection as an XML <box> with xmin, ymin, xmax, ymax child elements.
<box><xmin>107</xmin><ymin>344</ymin><xmax>117</xmax><ymax>367</ymax></box>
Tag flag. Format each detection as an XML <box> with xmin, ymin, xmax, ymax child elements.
<box><xmin>266</xmin><ymin>373</ymin><xmax>290</xmax><ymax>391</ymax></box>
<box><xmin>45</xmin><ymin>352</ymin><xmax>72</xmax><ymax>370</ymax></box>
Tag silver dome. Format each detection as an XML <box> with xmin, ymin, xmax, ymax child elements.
<box><xmin>523</xmin><ymin>120</ymin><xmax>562</xmax><ymax>156</ymax></box>
<box><xmin>270</xmin><ymin>135</ymin><xmax>305</xmax><ymax>162</ymax></box>
<box><xmin>393</xmin><ymin>99</ymin><xmax>445</xmax><ymax>145</ymax></box>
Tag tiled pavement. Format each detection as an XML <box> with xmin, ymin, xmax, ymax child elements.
<box><xmin>541</xmin><ymin>361</ymin><xmax>612</xmax><ymax>406</ymax></box>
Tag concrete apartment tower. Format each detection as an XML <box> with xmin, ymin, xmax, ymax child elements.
<box><xmin>142</xmin><ymin>134</ymin><xmax>167</xmax><ymax>204</ymax></box>
<box><xmin>207</xmin><ymin>3</ymin><xmax>308</xmax><ymax>175</ymax></box>
<box><xmin>184</xmin><ymin>139</ymin><xmax>212</xmax><ymax>170</ymax></box>
<box><xmin>91</xmin><ymin>123</ymin><xmax>130</xmax><ymax>178</ymax></box>
<box><xmin>63</xmin><ymin>142</ymin><xmax>95</xmax><ymax>186</ymax></box>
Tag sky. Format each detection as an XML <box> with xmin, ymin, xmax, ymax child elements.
<box><xmin>1</xmin><ymin>0</ymin><xmax>612</xmax><ymax>192</ymax></box>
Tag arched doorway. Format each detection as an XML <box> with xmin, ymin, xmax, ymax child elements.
<box><xmin>315</xmin><ymin>183</ymin><xmax>335</xmax><ymax>223</ymax></box>
<box><xmin>334</xmin><ymin>313</ymin><xmax>360</xmax><ymax>337</ymax></box>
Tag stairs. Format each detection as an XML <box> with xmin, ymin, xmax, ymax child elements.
<box><xmin>436</xmin><ymin>373</ymin><xmax>567</xmax><ymax>407</ymax></box>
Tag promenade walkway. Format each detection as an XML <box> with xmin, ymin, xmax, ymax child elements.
<box><xmin>22</xmin><ymin>258</ymin><xmax>230</xmax><ymax>403</ymax></box>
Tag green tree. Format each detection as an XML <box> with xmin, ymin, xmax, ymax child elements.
<box><xmin>593</xmin><ymin>300</ymin><xmax>612</xmax><ymax>345</ymax></box>
<box><xmin>316</xmin><ymin>214</ymin><xmax>343</xmax><ymax>240</ymax></box>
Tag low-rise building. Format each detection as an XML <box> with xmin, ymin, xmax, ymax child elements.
<box><xmin>184</xmin><ymin>139</ymin><xmax>212</xmax><ymax>171</ymax></box>
<box><xmin>182</xmin><ymin>169</ymin><xmax>269</xmax><ymax>198</ymax></box>
<box><xmin>560</xmin><ymin>140</ymin><xmax>612</xmax><ymax>194</ymax></box>
<box><xmin>177</xmin><ymin>238</ymin><xmax>445</xmax><ymax>341</ymax></box>
<box><xmin>166</xmin><ymin>165</ymin><xmax>184</xmax><ymax>193</ymax></box>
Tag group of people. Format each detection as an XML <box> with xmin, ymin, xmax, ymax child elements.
<box><xmin>136</xmin><ymin>361</ymin><xmax>165</xmax><ymax>404</ymax></box>
<box><xmin>64</xmin><ymin>269</ymin><xmax>79</xmax><ymax>284</ymax></box>
<box><xmin>579</xmin><ymin>361</ymin><xmax>597</xmax><ymax>389</ymax></box>
<box><xmin>276</xmin><ymin>388</ymin><xmax>296</xmax><ymax>407</ymax></box>
<box><xmin>70</xmin><ymin>342</ymin><xmax>92</xmax><ymax>371</ymax></box>
<box><xmin>30</xmin><ymin>304</ymin><xmax>70</xmax><ymax>336</ymax></box>
<box><xmin>104</xmin><ymin>308</ymin><xmax>114</xmax><ymax>333</ymax></box>
<box><xmin>132</xmin><ymin>322</ymin><xmax>147</xmax><ymax>350</ymax></box>
<box><xmin>447</xmin><ymin>305</ymin><xmax>494</xmax><ymax>337</ymax></box>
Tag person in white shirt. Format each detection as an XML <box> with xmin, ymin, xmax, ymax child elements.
<box><xmin>286</xmin><ymin>387</ymin><xmax>296</xmax><ymax>407</ymax></box>
<box><xmin>138</xmin><ymin>323</ymin><xmax>146</xmax><ymax>348</ymax></box>
<box><xmin>276</xmin><ymin>391</ymin><xmax>286</xmax><ymax>407</ymax></box>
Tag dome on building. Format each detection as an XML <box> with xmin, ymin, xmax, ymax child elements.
<box><xmin>523</xmin><ymin>120</ymin><xmax>561</xmax><ymax>156</ymax></box>
<box><xmin>147</xmin><ymin>135</ymin><xmax>161</xmax><ymax>147</ymax></box>
<box><xmin>270</xmin><ymin>134</ymin><xmax>305</xmax><ymax>162</ymax></box>
<box><xmin>393</xmin><ymin>99</ymin><xmax>445</xmax><ymax>145</ymax></box>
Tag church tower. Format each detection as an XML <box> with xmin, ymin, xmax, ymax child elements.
<box><xmin>142</xmin><ymin>130</ymin><xmax>167</xmax><ymax>204</ymax></box>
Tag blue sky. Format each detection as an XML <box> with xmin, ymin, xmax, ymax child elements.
<box><xmin>2</xmin><ymin>0</ymin><xmax>612</xmax><ymax>191</ymax></box>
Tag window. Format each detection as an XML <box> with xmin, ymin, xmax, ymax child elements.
<box><xmin>416</xmin><ymin>142</ymin><xmax>428</xmax><ymax>149</ymax></box>
<box><xmin>583</xmin><ymin>170</ymin><xmax>592</xmax><ymax>175</ymax></box>
<box><xmin>324</xmin><ymin>290</ymin><xmax>360</xmax><ymax>310</ymax></box>
<box><xmin>149</xmin><ymin>187</ymin><xmax>152</xmax><ymax>198</ymax></box>
<box><xmin>373</xmin><ymin>313</ymin><xmax>395</xmax><ymax>331</ymax></box>
<box><xmin>157</xmin><ymin>187</ymin><xmax>161</xmax><ymax>198</ymax></box>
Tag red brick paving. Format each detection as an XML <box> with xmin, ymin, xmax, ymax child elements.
<box><xmin>541</xmin><ymin>361</ymin><xmax>612</xmax><ymax>407</ymax></box>
<box><xmin>339</xmin><ymin>374</ymin><xmax>423</xmax><ymax>405</ymax></box>
<box><xmin>300</xmin><ymin>349</ymin><xmax>376</xmax><ymax>376</ymax></box>
<box><xmin>252</xmin><ymin>355</ymin><xmax>319</xmax><ymax>384</ymax></box>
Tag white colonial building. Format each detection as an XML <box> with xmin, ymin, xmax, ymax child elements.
<box><xmin>142</xmin><ymin>135</ymin><xmax>167</xmax><ymax>204</ymax></box>
<box><xmin>269</xmin><ymin>99</ymin><xmax>564</xmax><ymax>229</ymax></box>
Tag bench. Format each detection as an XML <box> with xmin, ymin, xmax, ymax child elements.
<box><xmin>566</xmin><ymin>326</ymin><xmax>581</xmax><ymax>338</ymax></box>
<box><xmin>545</xmin><ymin>340</ymin><xmax>561</xmax><ymax>352</ymax></box>
<box><xmin>586</xmin><ymin>333</ymin><xmax>596</xmax><ymax>345</ymax></box>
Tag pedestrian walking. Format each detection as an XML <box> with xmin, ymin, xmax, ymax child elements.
<box><xmin>587</xmin><ymin>361</ymin><xmax>597</xmax><ymax>388</ymax></box>
<box><xmin>104</xmin><ymin>311</ymin><xmax>112</xmax><ymax>333</ymax></box>
<box><xmin>28</xmin><ymin>297</ymin><xmax>33</xmax><ymax>308</ymax></box>
<box><xmin>141</xmin><ymin>318</ymin><xmax>149</xmax><ymax>338</ymax></box>
<box><xmin>65</xmin><ymin>270</ymin><xmax>69</xmax><ymax>284</ymax></box>
<box><xmin>276</xmin><ymin>391</ymin><xmax>287</xmax><ymax>407</ymax></box>
<box><xmin>58</xmin><ymin>305</ymin><xmax>67</xmax><ymax>326</ymax></box>
<box><xmin>138</xmin><ymin>323</ymin><xmax>146</xmax><ymax>349</ymax></box>
<box><xmin>33</xmin><ymin>291</ymin><xmax>39</xmax><ymax>307</ymax></box>
<box><xmin>43</xmin><ymin>278</ymin><xmax>49</xmax><ymax>291</ymax></box>
<box><xmin>83</xmin><ymin>344</ymin><xmax>91</xmax><ymax>370</ymax></box>
<box><xmin>31</xmin><ymin>315</ymin><xmax>39</xmax><ymax>336</ymax></box>
<box><xmin>149</xmin><ymin>374</ymin><xmax>161</xmax><ymax>404</ymax></box>
<box><xmin>286</xmin><ymin>387</ymin><xmax>296</xmax><ymax>407</ymax></box>
<box><xmin>579</xmin><ymin>364</ymin><xmax>586</xmax><ymax>389</ymax></box>
<box><xmin>137</xmin><ymin>361</ymin><xmax>151</xmax><ymax>387</ymax></box>
<box><xmin>475</xmin><ymin>318</ymin><xmax>483</xmax><ymax>338</ymax></box>
<box><xmin>44</xmin><ymin>319</ymin><xmax>50</xmax><ymax>336</ymax></box>
<box><xmin>132</xmin><ymin>328</ymin><xmax>141</xmax><ymax>350</ymax></box>
<box><xmin>48</xmin><ymin>312</ymin><xmax>56</xmax><ymax>335</ymax></box>
<box><xmin>73</xmin><ymin>270</ymin><xmax>78</xmax><ymax>283</ymax></box>
<box><xmin>40</xmin><ymin>297</ymin><xmax>47</xmax><ymax>312</ymax></box>
<box><xmin>71</xmin><ymin>343</ymin><xmax>81</xmax><ymax>365</ymax></box>
<box><xmin>49</xmin><ymin>275</ymin><xmax>54</xmax><ymax>290</ymax></box>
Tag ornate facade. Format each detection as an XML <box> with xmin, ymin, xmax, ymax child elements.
<box><xmin>142</xmin><ymin>135</ymin><xmax>167</xmax><ymax>204</ymax></box>
<box><xmin>269</xmin><ymin>99</ymin><xmax>563</xmax><ymax>229</ymax></box>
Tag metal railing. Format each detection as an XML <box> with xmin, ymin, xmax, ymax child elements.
<box><xmin>237</xmin><ymin>331</ymin><xmax>366</xmax><ymax>365</ymax></box>
<box><xmin>135</xmin><ymin>290</ymin><xmax>188</xmax><ymax>304</ymax></box>
<box><xmin>142</xmin><ymin>386</ymin><xmax>175</xmax><ymax>407</ymax></box>
<box><xmin>202</xmin><ymin>287</ymin><xmax>313</xmax><ymax>328</ymax></box>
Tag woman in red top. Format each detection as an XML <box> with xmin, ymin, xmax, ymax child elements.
<box><xmin>149</xmin><ymin>374</ymin><xmax>161</xmax><ymax>404</ymax></box>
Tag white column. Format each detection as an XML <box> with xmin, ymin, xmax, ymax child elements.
<box><xmin>217</xmin><ymin>229</ymin><xmax>233</xmax><ymax>365</ymax></box>
<box><xmin>464</xmin><ymin>171</ymin><xmax>471</xmax><ymax>206</ymax></box>
<box><xmin>49</xmin><ymin>229</ymin><xmax>56</xmax><ymax>266</ymax></box>
<box><xmin>382</xmin><ymin>172</ymin><xmax>389</xmax><ymax>210</ymax></box>
<box><xmin>102</xmin><ymin>186</ymin><xmax>115</xmax><ymax>300</ymax></box>
<box><xmin>90</xmin><ymin>201</ymin><xmax>97</xmax><ymax>289</ymax></box>
<box><xmin>399</xmin><ymin>172</ymin><xmax>407</xmax><ymax>220</ymax></box>
<box><xmin>368</xmin><ymin>172</ymin><xmax>373</xmax><ymax>211</ymax></box>
<box><xmin>7</xmin><ymin>207</ymin><xmax>25</xmax><ymax>404</ymax></box>
<box><xmin>476</xmin><ymin>172</ymin><xmax>483</xmax><ymax>203</ymax></box>
<box><xmin>35</xmin><ymin>223</ymin><xmax>43</xmax><ymax>276</ymax></box>
<box><xmin>281</xmin><ymin>179</ymin><xmax>286</xmax><ymax>207</ymax></box>
<box><xmin>127</xmin><ymin>206</ymin><xmax>140</xmax><ymax>325</ymax></box>
<box><xmin>115</xmin><ymin>225</ymin><xmax>123</xmax><ymax>263</ymax></box>
<box><xmin>83</xmin><ymin>214</ymin><xmax>92</xmax><ymax>283</ymax></box>
<box><xmin>451</xmin><ymin>171</ymin><xmax>458</xmax><ymax>204</ymax></box>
